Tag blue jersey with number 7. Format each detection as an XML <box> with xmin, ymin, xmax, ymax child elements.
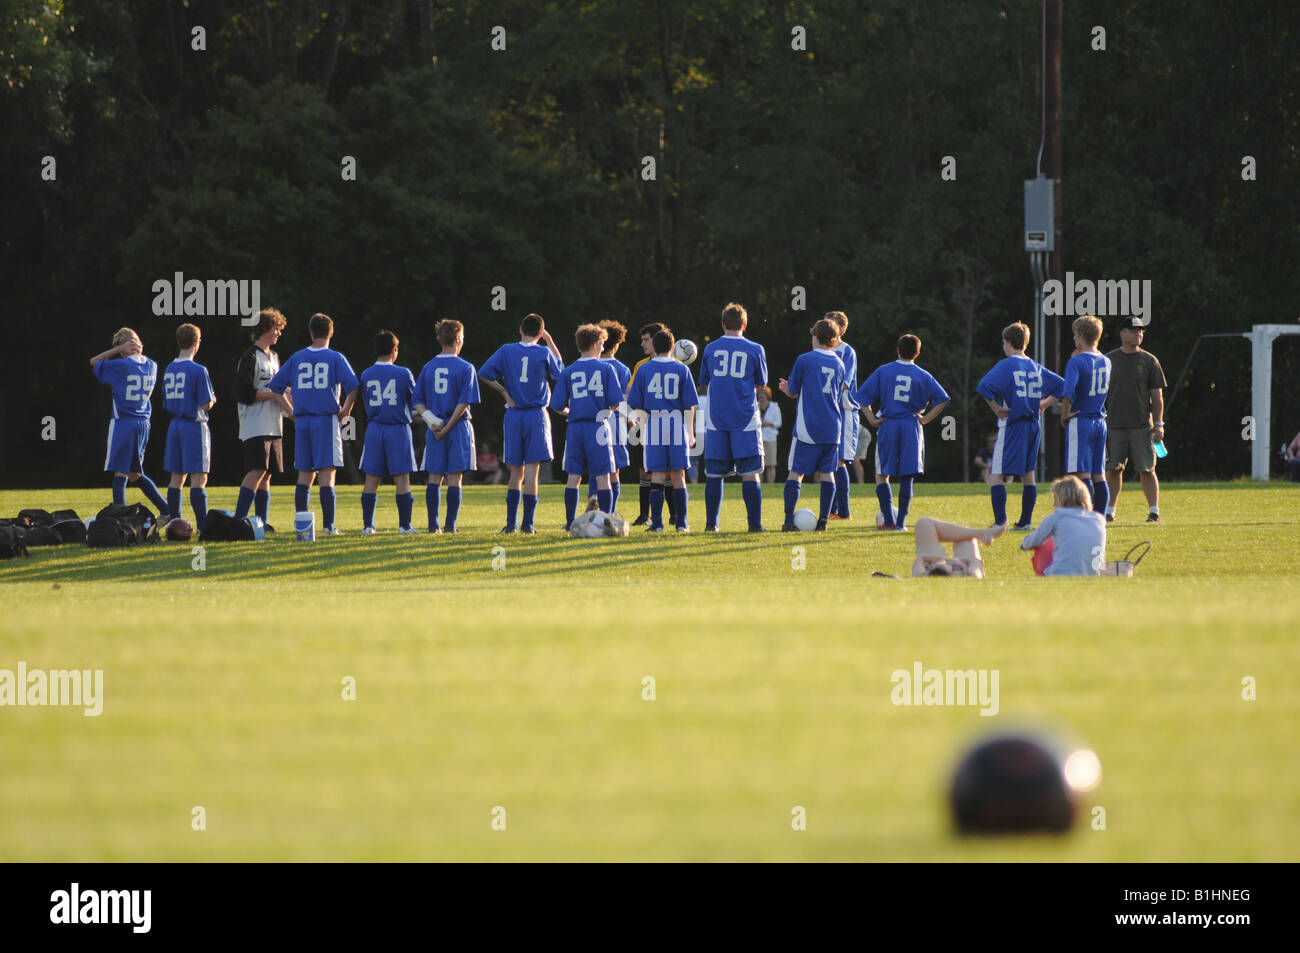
<box><xmin>787</xmin><ymin>349</ymin><xmax>845</xmax><ymax>445</ymax></box>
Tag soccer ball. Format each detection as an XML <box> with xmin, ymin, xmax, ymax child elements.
<box><xmin>876</xmin><ymin>506</ymin><xmax>899</xmax><ymax>528</ymax></box>
<box><xmin>792</xmin><ymin>508</ymin><xmax>818</xmax><ymax>532</ymax></box>
<box><xmin>672</xmin><ymin>338</ymin><xmax>699</xmax><ymax>365</ymax></box>
<box><xmin>949</xmin><ymin>734</ymin><xmax>1077</xmax><ymax>834</ymax></box>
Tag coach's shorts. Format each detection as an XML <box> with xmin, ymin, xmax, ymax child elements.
<box><xmin>839</xmin><ymin>410</ymin><xmax>861</xmax><ymax>463</ymax></box>
<box><xmin>104</xmin><ymin>417</ymin><xmax>150</xmax><ymax>474</ymax></box>
<box><xmin>991</xmin><ymin>417</ymin><xmax>1041</xmax><ymax>476</ymax></box>
<box><xmin>788</xmin><ymin>438</ymin><xmax>838</xmax><ymax>477</ymax></box>
<box><xmin>1107</xmin><ymin>425</ymin><xmax>1156</xmax><ymax>472</ymax></box>
<box><xmin>875</xmin><ymin>417</ymin><xmax>925</xmax><ymax>477</ymax></box>
<box><xmin>424</xmin><ymin>420</ymin><xmax>476</xmax><ymax>475</ymax></box>
<box><xmin>563</xmin><ymin>419</ymin><xmax>615</xmax><ymax>477</ymax></box>
<box><xmin>763</xmin><ymin>439</ymin><xmax>777</xmax><ymax>465</ymax></box>
<box><xmin>502</xmin><ymin>406</ymin><xmax>554</xmax><ymax>466</ymax></box>
<box><xmin>705</xmin><ymin>425</ymin><xmax>764</xmax><ymax>478</ymax></box>
<box><xmin>854</xmin><ymin>426</ymin><xmax>871</xmax><ymax>461</ymax></box>
<box><xmin>293</xmin><ymin>414</ymin><xmax>344</xmax><ymax>472</ymax></box>
<box><xmin>362</xmin><ymin>421</ymin><xmax>417</xmax><ymax>477</ymax></box>
<box><xmin>1066</xmin><ymin>416</ymin><xmax>1107</xmax><ymax>474</ymax></box>
<box><xmin>242</xmin><ymin>435</ymin><xmax>284</xmax><ymax>475</ymax></box>
<box><xmin>164</xmin><ymin>418</ymin><xmax>211</xmax><ymax>475</ymax></box>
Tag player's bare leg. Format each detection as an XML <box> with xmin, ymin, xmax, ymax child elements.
<box><xmin>915</xmin><ymin>517</ymin><xmax>1005</xmax><ymax>548</ymax></box>
<box><xmin>1106</xmin><ymin>467</ymin><xmax>1124</xmax><ymax>521</ymax></box>
<box><xmin>1139</xmin><ymin>467</ymin><xmax>1160</xmax><ymax>521</ymax></box>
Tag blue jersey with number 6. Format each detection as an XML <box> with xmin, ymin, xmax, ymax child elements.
<box><xmin>268</xmin><ymin>346</ymin><xmax>360</xmax><ymax>416</ymax></box>
<box><xmin>479</xmin><ymin>341</ymin><xmax>565</xmax><ymax>409</ymax></box>
<box><xmin>414</xmin><ymin>355</ymin><xmax>480</xmax><ymax>421</ymax></box>
<box><xmin>360</xmin><ymin>361</ymin><xmax>416</xmax><ymax>425</ymax></box>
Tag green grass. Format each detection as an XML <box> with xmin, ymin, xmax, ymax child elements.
<box><xmin>1</xmin><ymin>482</ymin><xmax>1298</xmax><ymax>861</ymax></box>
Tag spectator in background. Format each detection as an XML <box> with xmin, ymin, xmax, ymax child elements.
<box><xmin>1104</xmin><ymin>318</ymin><xmax>1167</xmax><ymax>523</ymax></box>
<box><xmin>1285</xmin><ymin>429</ymin><xmax>1300</xmax><ymax>482</ymax></box>
<box><xmin>475</xmin><ymin>440</ymin><xmax>504</xmax><ymax>485</ymax></box>
<box><xmin>758</xmin><ymin>385</ymin><xmax>781</xmax><ymax>482</ymax></box>
<box><xmin>973</xmin><ymin>433</ymin><xmax>999</xmax><ymax>485</ymax></box>
<box><xmin>851</xmin><ymin>424</ymin><xmax>872</xmax><ymax>483</ymax></box>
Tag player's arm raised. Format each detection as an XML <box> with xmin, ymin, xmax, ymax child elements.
<box><xmin>89</xmin><ymin>339</ymin><xmax>137</xmax><ymax>368</ymax></box>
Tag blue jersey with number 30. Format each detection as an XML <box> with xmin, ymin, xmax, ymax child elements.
<box><xmin>697</xmin><ymin>336</ymin><xmax>767</xmax><ymax>430</ymax></box>
<box><xmin>360</xmin><ymin>361</ymin><xmax>416</xmax><ymax>425</ymax></box>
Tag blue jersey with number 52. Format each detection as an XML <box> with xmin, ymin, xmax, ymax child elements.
<box><xmin>977</xmin><ymin>355</ymin><xmax>1065</xmax><ymax>423</ymax></box>
<box><xmin>549</xmin><ymin>357</ymin><xmax>624</xmax><ymax>421</ymax></box>
<box><xmin>479</xmin><ymin>341</ymin><xmax>565</xmax><ymax>409</ymax></box>
<box><xmin>360</xmin><ymin>361</ymin><xmax>416</xmax><ymax>425</ymax></box>
<box><xmin>854</xmin><ymin>361</ymin><xmax>949</xmax><ymax>420</ymax></box>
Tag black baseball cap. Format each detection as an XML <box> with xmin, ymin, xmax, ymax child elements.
<box><xmin>1118</xmin><ymin>317</ymin><xmax>1149</xmax><ymax>330</ymax></box>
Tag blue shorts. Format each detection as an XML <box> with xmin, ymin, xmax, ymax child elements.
<box><xmin>105</xmin><ymin>417</ymin><xmax>150</xmax><ymax>474</ymax></box>
<box><xmin>839</xmin><ymin>410</ymin><xmax>860</xmax><ymax>463</ymax></box>
<box><xmin>1066</xmin><ymin>416</ymin><xmax>1107</xmax><ymax>474</ymax></box>
<box><xmin>604</xmin><ymin>409</ymin><xmax>630</xmax><ymax>469</ymax></box>
<box><xmin>645</xmin><ymin>439</ymin><xmax>690</xmax><ymax>472</ymax></box>
<box><xmin>705</xmin><ymin>425</ymin><xmax>764</xmax><ymax>478</ymax></box>
<box><xmin>362</xmin><ymin>421</ymin><xmax>417</xmax><ymax>477</ymax></box>
<box><xmin>164</xmin><ymin>418</ymin><xmax>211</xmax><ymax>474</ymax></box>
<box><xmin>294</xmin><ymin>415</ymin><xmax>344</xmax><ymax>471</ymax></box>
<box><xmin>788</xmin><ymin>438</ymin><xmax>838</xmax><ymax>477</ymax></box>
<box><xmin>423</xmin><ymin>420</ymin><xmax>476</xmax><ymax>475</ymax></box>
<box><xmin>502</xmin><ymin>406</ymin><xmax>554</xmax><ymax>466</ymax></box>
<box><xmin>991</xmin><ymin>417</ymin><xmax>1041</xmax><ymax>476</ymax></box>
<box><xmin>563</xmin><ymin>419</ymin><xmax>615</xmax><ymax>477</ymax></box>
<box><xmin>874</xmin><ymin>417</ymin><xmax>925</xmax><ymax>477</ymax></box>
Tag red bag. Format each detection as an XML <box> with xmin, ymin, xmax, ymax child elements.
<box><xmin>1030</xmin><ymin>537</ymin><xmax>1055</xmax><ymax>576</ymax></box>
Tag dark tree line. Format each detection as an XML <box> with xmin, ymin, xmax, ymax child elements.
<box><xmin>2</xmin><ymin>0</ymin><xmax>1296</xmax><ymax>488</ymax></box>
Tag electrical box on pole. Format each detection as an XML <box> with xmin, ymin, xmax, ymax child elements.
<box><xmin>1024</xmin><ymin>177</ymin><xmax>1055</xmax><ymax>251</ymax></box>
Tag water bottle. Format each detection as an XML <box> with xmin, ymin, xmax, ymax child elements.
<box><xmin>1153</xmin><ymin>441</ymin><xmax>1168</xmax><ymax>459</ymax></box>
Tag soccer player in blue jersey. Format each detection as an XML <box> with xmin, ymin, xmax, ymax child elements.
<box><xmin>162</xmin><ymin>323</ymin><xmax>216</xmax><ymax>531</ymax></box>
<box><xmin>478</xmin><ymin>313</ymin><xmax>565</xmax><ymax>534</ymax></box>
<box><xmin>549</xmin><ymin>324</ymin><xmax>625</xmax><ymax>530</ymax></box>
<box><xmin>855</xmin><ymin>333</ymin><xmax>950</xmax><ymax>531</ymax></box>
<box><xmin>595</xmin><ymin>319</ymin><xmax>633</xmax><ymax>512</ymax></box>
<box><xmin>89</xmin><ymin>327</ymin><xmax>171</xmax><ymax>515</ymax></box>
<box><xmin>358</xmin><ymin>330</ymin><xmax>419</xmax><ymax>535</ymax></box>
<box><xmin>267</xmin><ymin>313</ymin><xmax>361</xmax><ymax>535</ymax></box>
<box><xmin>825</xmin><ymin>311</ymin><xmax>859</xmax><ymax>521</ymax></box>
<box><xmin>975</xmin><ymin>322</ymin><xmax>1065</xmax><ymax>530</ymax></box>
<box><xmin>1061</xmin><ymin>315</ymin><xmax>1112</xmax><ymax>514</ymax></box>
<box><xmin>628</xmin><ymin>329</ymin><xmax>699</xmax><ymax>532</ymax></box>
<box><xmin>777</xmin><ymin>318</ymin><xmax>845</xmax><ymax>532</ymax></box>
<box><xmin>697</xmin><ymin>302</ymin><xmax>768</xmax><ymax>532</ymax></box>
<box><xmin>628</xmin><ymin>322</ymin><xmax>672</xmax><ymax>526</ymax></box>
<box><xmin>413</xmin><ymin>319</ymin><xmax>480</xmax><ymax>534</ymax></box>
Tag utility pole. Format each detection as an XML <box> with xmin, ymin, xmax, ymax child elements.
<box><xmin>1041</xmin><ymin>0</ymin><xmax>1064</xmax><ymax>477</ymax></box>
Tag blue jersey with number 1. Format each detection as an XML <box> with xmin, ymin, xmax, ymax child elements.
<box><xmin>479</xmin><ymin>341</ymin><xmax>565</xmax><ymax>409</ymax></box>
<box><xmin>268</xmin><ymin>346</ymin><xmax>360</xmax><ymax>416</ymax></box>
<box><xmin>360</xmin><ymin>361</ymin><xmax>416</xmax><ymax>425</ymax></box>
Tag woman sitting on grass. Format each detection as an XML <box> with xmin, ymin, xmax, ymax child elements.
<box><xmin>1020</xmin><ymin>475</ymin><xmax>1107</xmax><ymax>576</ymax></box>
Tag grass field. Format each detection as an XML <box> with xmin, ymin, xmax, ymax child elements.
<box><xmin>1</xmin><ymin>481</ymin><xmax>1297</xmax><ymax>861</ymax></box>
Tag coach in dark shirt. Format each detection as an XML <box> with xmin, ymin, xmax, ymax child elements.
<box><xmin>1104</xmin><ymin>318</ymin><xmax>1168</xmax><ymax>523</ymax></box>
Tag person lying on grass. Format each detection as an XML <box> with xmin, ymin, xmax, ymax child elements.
<box><xmin>910</xmin><ymin>518</ymin><xmax>1006</xmax><ymax>578</ymax></box>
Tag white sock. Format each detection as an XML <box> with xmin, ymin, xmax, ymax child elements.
<box><xmin>1149</xmin><ymin>505</ymin><xmax>1159</xmax><ymax>514</ymax></box>
<box><xmin>1105</xmin><ymin>505</ymin><xmax>1116</xmax><ymax>516</ymax></box>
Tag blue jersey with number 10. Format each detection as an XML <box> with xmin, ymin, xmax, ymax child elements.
<box><xmin>1063</xmin><ymin>352</ymin><xmax>1111</xmax><ymax>418</ymax></box>
<box><xmin>360</xmin><ymin>361</ymin><xmax>416</xmax><ymax>425</ymax></box>
<box><xmin>479</xmin><ymin>341</ymin><xmax>565</xmax><ymax>409</ymax></box>
<box><xmin>698</xmin><ymin>336</ymin><xmax>767</xmax><ymax>430</ymax></box>
<box><xmin>268</xmin><ymin>346</ymin><xmax>360</xmax><ymax>416</ymax></box>
<box><xmin>549</xmin><ymin>357</ymin><xmax>624</xmax><ymax>421</ymax></box>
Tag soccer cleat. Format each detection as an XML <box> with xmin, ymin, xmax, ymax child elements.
<box><xmin>748</xmin><ymin>525</ymin><xmax>766</xmax><ymax>533</ymax></box>
<box><xmin>519</xmin><ymin>528</ymin><xmax>537</xmax><ymax>535</ymax></box>
<box><xmin>782</xmin><ymin>519</ymin><xmax>798</xmax><ymax>532</ymax></box>
<box><xmin>499</xmin><ymin>526</ymin><xmax>517</xmax><ymax>535</ymax></box>
<box><xmin>361</xmin><ymin>526</ymin><xmax>377</xmax><ymax>536</ymax></box>
<box><xmin>1105</xmin><ymin>513</ymin><xmax>1115</xmax><ymax>522</ymax></box>
<box><xmin>875</xmin><ymin>523</ymin><xmax>896</xmax><ymax>531</ymax></box>
<box><xmin>631</xmin><ymin>514</ymin><xmax>648</xmax><ymax>527</ymax></box>
<box><xmin>827</xmin><ymin>513</ymin><xmax>849</xmax><ymax>521</ymax></box>
<box><xmin>1011</xmin><ymin>522</ymin><xmax>1033</xmax><ymax>532</ymax></box>
<box><xmin>1146</xmin><ymin>512</ymin><xmax>1161</xmax><ymax>523</ymax></box>
<box><xmin>676</xmin><ymin>525</ymin><xmax>690</xmax><ymax>533</ymax></box>
<box><xmin>704</xmin><ymin>525</ymin><xmax>719</xmax><ymax>533</ymax></box>
<box><xmin>428</xmin><ymin>527</ymin><xmax>442</xmax><ymax>534</ymax></box>
<box><xmin>322</xmin><ymin>526</ymin><xmax>342</xmax><ymax>535</ymax></box>
<box><xmin>263</xmin><ymin>523</ymin><xmax>276</xmax><ymax>533</ymax></box>
<box><xmin>894</xmin><ymin>524</ymin><xmax>910</xmax><ymax>532</ymax></box>
<box><xmin>645</xmin><ymin>525</ymin><xmax>664</xmax><ymax>534</ymax></box>
<box><xmin>398</xmin><ymin>526</ymin><xmax>419</xmax><ymax>535</ymax></box>
<box><xmin>815</xmin><ymin>518</ymin><xmax>828</xmax><ymax>531</ymax></box>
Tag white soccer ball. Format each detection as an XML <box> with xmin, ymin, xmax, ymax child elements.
<box><xmin>876</xmin><ymin>506</ymin><xmax>899</xmax><ymax>528</ymax></box>
<box><xmin>792</xmin><ymin>508</ymin><xmax>818</xmax><ymax>532</ymax></box>
<box><xmin>672</xmin><ymin>338</ymin><xmax>699</xmax><ymax>365</ymax></box>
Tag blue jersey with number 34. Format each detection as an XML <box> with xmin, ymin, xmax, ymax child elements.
<box><xmin>360</xmin><ymin>361</ymin><xmax>416</xmax><ymax>425</ymax></box>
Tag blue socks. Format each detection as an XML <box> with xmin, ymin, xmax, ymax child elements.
<box><xmin>235</xmin><ymin>486</ymin><xmax>256</xmax><ymax>519</ymax></box>
<box><xmin>396</xmin><ymin>492</ymin><xmax>413</xmax><ymax>529</ymax></box>
<box><xmin>522</xmin><ymin>493</ymin><xmax>538</xmax><ymax>531</ymax></box>
<box><xmin>319</xmin><ymin>486</ymin><xmax>336</xmax><ymax>530</ymax></box>
<box><xmin>991</xmin><ymin>483</ymin><xmax>1008</xmax><ymax>525</ymax></box>
<box><xmin>189</xmin><ymin>487</ymin><xmax>208</xmax><ymax>531</ymax></box>
<box><xmin>135</xmin><ymin>474</ymin><xmax>169</xmax><ymax>514</ymax></box>
<box><xmin>1091</xmin><ymin>477</ymin><xmax>1109</xmax><ymax>514</ymax></box>
<box><xmin>597</xmin><ymin>488</ymin><xmax>613</xmax><ymax>513</ymax></box>
<box><xmin>834</xmin><ymin>467</ymin><xmax>851</xmax><ymax>518</ymax></box>
<box><xmin>295</xmin><ymin>484</ymin><xmax>310</xmax><ymax>513</ymax></box>
<box><xmin>783</xmin><ymin>479</ymin><xmax>801</xmax><ymax>518</ymax></box>
<box><xmin>112</xmin><ymin>475</ymin><xmax>128</xmax><ymax>504</ymax></box>
<box><xmin>1019</xmin><ymin>485</ymin><xmax>1038</xmax><ymax>526</ymax></box>
<box><xmin>742</xmin><ymin>480</ymin><xmax>763</xmax><ymax>529</ymax></box>
<box><xmin>673</xmin><ymin>487</ymin><xmax>688</xmax><ymax>529</ymax></box>
<box><xmin>705</xmin><ymin>477</ymin><xmax>723</xmax><ymax>529</ymax></box>
<box><xmin>875</xmin><ymin>483</ymin><xmax>895</xmax><ymax>528</ymax></box>
<box><xmin>897</xmin><ymin>476</ymin><xmax>914</xmax><ymax>529</ymax></box>
<box><xmin>361</xmin><ymin>492</ymin><xmax>377</xmax><ymax>528</ymax></box>
<box><xmin>426</xmin><ymin>484</ymin><xmax>441</xmax><ymax>531</ymax></box>
<box><xmin>819</xmin><ymin>480</ymin><xmax>836</xmax><ymax>520</ymax></box>
<box><xmin>255</xmin><ymin>488</ymin><xmax>270</xmax><ymax>524</ymax></box>
<box><xmin>649</xmin><ymin>483</ymin><xmax>665</xmax><ymax>529</ymax></box>
<box><xmin>564</xmin><ymin>487</ymin><xmax>578</xmax><ymax>529</ymax></box>
<box><xmin>167</xmin><ymin>486</ymin><xmax>182</xmax><ymax>521</ymax></box>
<box><xmin>505</xmin><ymin>489</ymin><xmax>521</xmax><ymax>529</ymax></box>
<box><xmin>445</xmin><ymin>486</ymin><xmax>462</xmax><ymax>531</ymax></box>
